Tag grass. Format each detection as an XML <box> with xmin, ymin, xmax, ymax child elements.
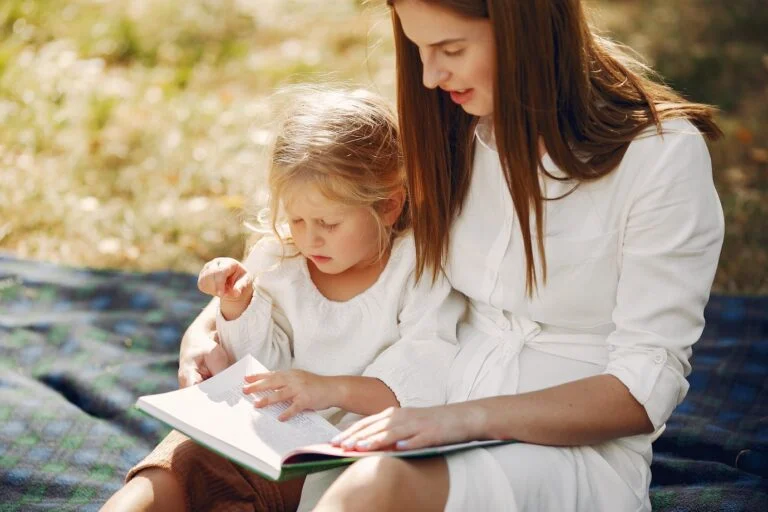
<box><xmin>0</xmin><ymin>0</ymin><xmax>765</xmax><ymax>294</ymax></box>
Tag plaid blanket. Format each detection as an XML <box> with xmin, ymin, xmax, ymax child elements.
<box><xmin>0</xmin><ymin>256</ymin><xmax>766</xmax><ymax>511</ymax></box>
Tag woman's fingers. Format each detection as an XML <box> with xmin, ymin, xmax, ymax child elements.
<box><xmin>343</xmin><ymin>423</ymin><xmax>415</xmax><ymax>452</ymax></box>
<box><xmin>393</xmin><ymin>432</ymin><xmax>436</xmax><ymax>451</ymax></box>
<box><xmin>178</xmin><ymin>366</ymin><xmax>203</xmax><ymax>388</ymax></box>
<box><xmin>337</xmin><ymin>409</ymin><xmax>413</xmax><ymax>449</ymax></box>
<box><xmin>333</xmin><ymin>408</ymin><xmax>446</xmax><ymax>452</ymax></box>
<box><xmin>331</xmin><ymin>408</ymin><xmax>394</xmax><ymax>445</ymax></box>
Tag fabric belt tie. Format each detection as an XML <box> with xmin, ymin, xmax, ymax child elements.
<box><xmin>454</xmin><ymin>303</ymin><xmax>541</xmax><ymax>402</ymax></box>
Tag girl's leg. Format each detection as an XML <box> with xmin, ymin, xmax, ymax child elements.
<box><xmin>314</xmin><ymin>456</ymin><xmax>449</xmax><ymax>512</ymax></box>
<box><xmin>100</xmin><ymin>468</ymin><xmax>184</xmax><ymax>512</ymax></box>
<box><xmin>100</xmin><ymin>430</ymin><xmax>304</xmax><ymax>512</ymax></box>
<box><xmin>101</xmin><ymin>468</ymin><xmax>304</xmax><ymax>512</ymax></box>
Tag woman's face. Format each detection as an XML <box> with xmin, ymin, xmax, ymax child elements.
<box><xmin>394</xmin><ymin>0</ymin><xmax>496</xmax><ymax>117</ymax></box>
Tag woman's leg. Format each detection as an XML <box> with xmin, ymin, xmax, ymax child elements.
<box><xmin>314</xmin><ymin>456</ymin><xmax>449</xmax><ymax>512</ymax></box>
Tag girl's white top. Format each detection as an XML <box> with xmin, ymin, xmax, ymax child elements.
<box><xmin>446</xmin><ymin>117</ymin><xmax>725</xmax><ymax>432</ymax></box>
<box><xmin>215</xmin><ymin>233</ymin><xmax>464</xmax><ymax>420</ymax></box>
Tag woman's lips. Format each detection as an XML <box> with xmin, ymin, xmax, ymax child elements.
<box><xmin>311</xmin><ymin>255</ymin><xmax>331</xmax><ymax>264</ymax></box>
<box><xmin>449</xmin><ymin>89</ymin><xmax>474</xmax><ymax>105</ymax></box>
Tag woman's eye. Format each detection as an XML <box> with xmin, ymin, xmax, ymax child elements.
<box><xmin>443</xmin><ymin>48</ymin><xmax>464</xmax><ymax>57</ymax></box>
<box><xmin>290</xmin><ymin>219</ymin><xmax>303</xmax><ymax>225</ymax></box>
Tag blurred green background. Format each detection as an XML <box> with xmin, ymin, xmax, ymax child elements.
<box><xmin>1</xmin><ymin>0</ymin><xmax>766</xmax><ymax>294</ymax></box>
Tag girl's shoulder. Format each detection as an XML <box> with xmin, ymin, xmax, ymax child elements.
<box><xmin>387</xmin><ymin>231</ymin><xmax>417</xmax><ymax>271</ymax></box>
<box><xmin>242</xmin><ymin>234</ymin><xmax>301</xmax><ymax>274</ymax></box>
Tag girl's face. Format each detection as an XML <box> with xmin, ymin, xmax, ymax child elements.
<box><xmin>394</xmin><ymin>0</ymin><xmax>496</xmax><ymax>116</ymax></box>
<box><xmin>284</xmin><ymin>183</ymin><xmax>383</xmax><ymax>276</ymax></box>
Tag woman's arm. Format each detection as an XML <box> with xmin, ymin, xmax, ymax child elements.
<box><xmin>467</xmin><ymin>374</ymin><xmax>654</xmax><ymax>445</ymax></box>
<box><xmin>177</xmin><ymin>299</ymin><xmax>229</xmax><ymax>388</ymax></box>
<box><xmin>334</xmin><ymin>124</ymin><xmax>724</xmax><ymax>451</ymax></box>
<box><xmin>331</xmin><ymin>374</ymin><xmax>652</xmax><ymax>449</ymax></box>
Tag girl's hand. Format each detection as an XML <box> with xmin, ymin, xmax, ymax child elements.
<box><xmin>198</xmin><ymin>257</ymin><xmax>252</xmax><ymax>300</ymax></box>
<box><xmin>330</xmin><ymin>404</ymin><xmax>480</xmax><ymax>452</ymax></box>
<box><xmin>198</xmin><ymin>257</ymin><xmax>254</xmax><ymax>320</ymax></box>
<box><xmin>243</xmin><ymin>370</ymin><xmax>338</xmax><ymax>421</ymax></box>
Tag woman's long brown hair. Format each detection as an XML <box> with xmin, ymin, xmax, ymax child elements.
<box><xmin>387</xmin><ymin>0</ymin><xmax>722</xmax><ymax>295</ymax></box>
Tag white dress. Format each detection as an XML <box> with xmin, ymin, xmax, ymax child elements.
<box><xmin>214</xmin><ymin>232</ymin><xmax>465</xmax><ymax>510</ymax></box>
<box><xmin>442</xmin><ymin>118</ymin><xmax>725</xmax><ymax>511</ymax></box>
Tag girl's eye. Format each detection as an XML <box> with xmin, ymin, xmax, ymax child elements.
<box><xmin>290</xmin><ymin>218</ymin><xmax>303</xmax><ymax>225</ymax></box>
<box><xmin>322</xmin><ymin>222</ymin><xmax>339</xmax><ymax>231</ymax></box>
<box><xmin>443</xmin><ymin>48</ymin><xmax>464</xmax><ymax>57</ymax></box>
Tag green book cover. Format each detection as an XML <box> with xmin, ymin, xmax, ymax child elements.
<box><xmin>136</xmin><ymin>355</ymin><xmax>512</xmax><ymax>482</ymax></box>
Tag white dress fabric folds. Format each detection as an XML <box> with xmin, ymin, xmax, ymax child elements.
<box><xmin>443</xmin><ymin>118</ymin><xmax>724</xmax><ymax>511</ymax></box>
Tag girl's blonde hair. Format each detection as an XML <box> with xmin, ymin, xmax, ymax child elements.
<box><xmin>253</xmin><ymin>86</ymin><xmax>406</xmax><ymax>260</ymax></box>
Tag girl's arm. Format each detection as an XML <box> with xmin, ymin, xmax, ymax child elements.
<box><xmin>215</xmin><ymin>240</ymin><xmax>293</xmax><ymax>372</ymax></box>
<box><xmin>216</xmin><ymin>287</ymin><xmax>292</xmax><ymax>371</ymax></box>
<box><xmin>327</xmin><ymin>375</ymin><xmax>399</xmax><ymax>416</ymax></box>
<box><xmin>360</xmin><ymin>239</ymin><xmax>466</xmax><ymax>409</ymax></box>
<box><xmin>243</xmin><ymin>371</ymin><xmax>399</xmax><ymax>420</ymax></box>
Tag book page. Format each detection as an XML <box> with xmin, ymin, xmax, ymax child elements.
<box><xmin>137</xmin><ymin>355</ymin><xmax>340</xmax><ymax>475</ymax></box>
<box><xmin>205</xmin><ymin>358</ymin><xmax>340</xmax><ymax>455</ymax></box>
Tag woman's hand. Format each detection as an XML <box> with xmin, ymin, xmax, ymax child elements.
<box><xmin>178</xmin><ymin>331</ymin><xmax>230</xmax><ymax>388</ymax></box>
<box><xmin>197</xmin><ymin>257</ymin><xmax>254</xmax><ymax>320</ymax></box>
<box><xmin>243</xmin><ymin>370</ymin><xmax>339</xmax><ymax>421</ymax></box>
<box><xmin>330</xmin><ymin>403</ymin><xmax>482</xmax><ymax>452</ymax></box>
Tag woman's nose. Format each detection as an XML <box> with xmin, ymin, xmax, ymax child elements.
<box><xmin>421</xmin><ymin>52</ymin><xmax>449</xmax><ymax>89</ymax></box>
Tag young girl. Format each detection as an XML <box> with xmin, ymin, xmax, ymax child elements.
<box><xmin>101</xmin><ymin>87</ymin><xmax>464</xmax><ymax>512</ymax></box>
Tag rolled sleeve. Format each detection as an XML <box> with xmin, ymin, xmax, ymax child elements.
<box><xmin>603</xmin><ymin>125</ymin><xmax>724</xmax><ymax>430</ymax></box>
<box><xmin>215</xmin><ymin>288</ymin><xmax>273</xmax><ymax>362</ymax></box>
<box><xmin>605</xmin><ymin>343</ymin><xmax>689</xmax><ymax>430</ymax></box>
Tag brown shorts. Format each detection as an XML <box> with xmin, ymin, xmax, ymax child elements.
<box><xmin>127</xmin><ymin>430</ymin><xmax>303</xmax><ymax>512</ymax></box>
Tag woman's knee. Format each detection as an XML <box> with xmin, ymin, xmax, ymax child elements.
<box><xmin>318</xmin><ymin>456</ymin><xmax>448</xmax><ymax>512</ymax></box>
<box><xmin>346</xmin><ymin>456</ymin><xmax>408</xmax><ymax>489</ymax></box>
<box><xmin>319</xmin><ymin>456</ymin><xmax>406</xmax><ymax>508</ymax></box>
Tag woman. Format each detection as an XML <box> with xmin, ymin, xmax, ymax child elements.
<box><xmin>313</xmin><ymin>0</ymin><xmax>724</xmax><ymax>510</ymax></box>
<box><xmin>181</xmin><ymin>0</ymin><xmax>723</xmax><ymax>511</ymax></box>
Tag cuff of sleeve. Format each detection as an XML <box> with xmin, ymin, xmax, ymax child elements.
<box><xmin>604</xmin><ymin>346</ymin><xmax>690</xmax><ymax>430</ymax></box>
<box><xmin>365</xmin><ymin>369</ymin><xmax>444</xmax><ymax>409</ymax></box>
<box><xmin>363</xmin><ymin>344</ymin><xmax>456</xmax><ymax>408</ymax></box>
<box><xmin>215</xmin><ymin>290</ymin><xmax>273</xmax><ymax>362</ymax></box>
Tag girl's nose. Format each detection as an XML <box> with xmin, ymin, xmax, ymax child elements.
<box><xmin>307</xmin><ymin>228</ymin><xmax>324</xmax><ymax>247</ymax></box>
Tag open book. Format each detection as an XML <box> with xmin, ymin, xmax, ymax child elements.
<box><xmin>136</xmin><ymin>354</ymin><xmax>512</xmax><ymax>481</ymax></box>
